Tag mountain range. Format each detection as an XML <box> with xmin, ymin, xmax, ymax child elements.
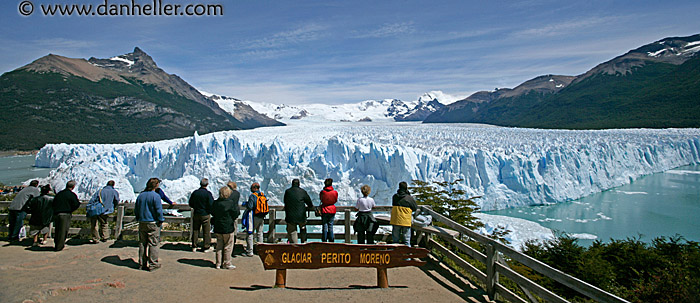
<box><xmin>0</xmin><ymin>47</ymin><xmax>282</xmax><ymax>150</ymax></box>
<box><xmin>208</xmin><ymin>91</ymin><xmax>450</xmax><ymax>123</ymax></box>
<box><xmin>424</xmin><ymin>34</ymin><xmax>700</xmax><ymax>128</ymax></box>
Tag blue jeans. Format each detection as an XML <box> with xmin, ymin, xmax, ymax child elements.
<box><xmin>8</xmin><ymin>210</ymin><xmax>26</xmax><ymax>240</ymax></box>
<box><xmin>392</xmin><ymin>225</ymin><xmax>411</xmax><ymax>247</ymax></box>
<box><xmin>321</xmin><ymin>213</ymin><xmax>335</xmax><ymax>242</ymax></box>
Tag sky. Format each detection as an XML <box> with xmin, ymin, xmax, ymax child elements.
<box><xmin>1</xmin><ymin>0</ymin><xmax>699</xmax><ymax>104</ymax></box>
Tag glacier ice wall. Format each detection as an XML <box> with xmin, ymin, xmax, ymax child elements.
<box><xmin>35</xmin><ymin>123</ymin><xmax>700</xmax><ymax>211</ymax></box>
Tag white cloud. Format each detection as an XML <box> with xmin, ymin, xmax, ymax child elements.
<box><xmin>353</xmin><ymin>22</ymin><xmax>416</xmax><ymax>38</ymax></box>
<box><xmin>512</xmin><ymin>16</ymin><xmax>624</xmax><ymax>37</ymax></box>
<box><xmin>232</xmin><ymin>23</ymin><xmax>328</xmax><ymax>51</ymax></box>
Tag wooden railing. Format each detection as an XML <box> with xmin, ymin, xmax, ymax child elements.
<box><xmin>413</xmin><ymin>206</ymin><xmax>630</xmax><ymax>303</ymax></box>
<box><xmin>1</xmin><ymin>201</ymin><xmax>629</xmax><ymax>302</ymax></box>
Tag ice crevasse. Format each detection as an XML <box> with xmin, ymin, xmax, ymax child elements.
<box><xmin>34</xmin><ymin>123</ymin><xmax>700</xmax><ymax>211</ymax></box>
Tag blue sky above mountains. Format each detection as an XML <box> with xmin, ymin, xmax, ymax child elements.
<box><xmin>1</xmin><ymin>0</ymin><xmax>699</xmax><ymax>104</ymax></box>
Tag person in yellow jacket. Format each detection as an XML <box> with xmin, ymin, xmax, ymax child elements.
<box><xmin>390</xmin><ymin>182</ymin><xmax>417</xmax><ymax>246</ymax></box>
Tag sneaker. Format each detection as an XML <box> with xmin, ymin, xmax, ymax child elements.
<box><xmin>203</xmin><ymin>247</ymin><xmax>214</xmax><ymax>253</ymax></box>
<box><xmin>215</xmin><ymin>265</ymin><xmax>221</xmax><ymax>269</ymax></box>
<box><xmin>148</xmin><ymin>264</ymin><xmax>161</xmax><ymax>272</ymax></box>
<box><xmin>243</xmin><ymin>253</ymin><xmax>254</xmax><ymax>257</ymax></box>
<box><xmin>224</xmin><ymin>264</ymin><xmax>236</xmax><ymax>270</ymax></box>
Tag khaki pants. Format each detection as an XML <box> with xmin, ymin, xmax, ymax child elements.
<box><xmin>192</xmin><ymin>214</ymin><xmax>211</xmax><ymax>249</ymax></box>
<box><xmin>138</xmin><ymin>222</ymin><xmax>160</xmax><ymax>269</ymax></box>
<box><xmin>215</xmin><ymin>230</ymin><xmax>236</xmax><ymax>268</ymax></box>
<box><xmin>90</xmin><ymin>214</ymin><xmax>110</xmax><ymax>241</ymax></box>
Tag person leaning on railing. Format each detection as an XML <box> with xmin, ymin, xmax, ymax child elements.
<box><xmin>390</xmin><ymin>182</ymin><xmax>417</xmax><ymax>247</ymax></box>
<box><xmin>319</xmin><ymin>178</ymin><xmax>338</xmax><ymax>243</ymax></box>
<box><xmin>353</xmin><ymin>184</ymin><xmax>378</xmax><ymax>244</ymax></box>
<box><xmin>7</xmin><ymin>179</ymin><xmax>39</xmax><ymax>243</ymax></box>
<box><xmin>283</xmin><ymin>179</ymin><xmax>314</xmax><ymax>244</ymax></box>
<box><xmin>87</xmin><ymin>180</ymin><xmax>120</xmax><ymax>243</ymax></box>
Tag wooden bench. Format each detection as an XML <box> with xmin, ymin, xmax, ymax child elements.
<box><xmin>256</xmin><ymin>243</ymin><xmax>429</xmax><ymax>288</ymax></box>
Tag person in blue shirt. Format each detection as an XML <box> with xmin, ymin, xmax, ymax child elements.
<box><xmin>135</xmin><ymin>178</ymin><xmax>164</xmax><ymax>271</ymax></box>
<box><xmin>87</xmin><ymin>180</ymin><xmax>120</xmax><ymax>243</ymax></box>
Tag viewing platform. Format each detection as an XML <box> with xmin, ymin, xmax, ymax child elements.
<box><xmin>0</xmin><ymin>202</ymin><xmax>628</xmax><ymax>303</ymax></box>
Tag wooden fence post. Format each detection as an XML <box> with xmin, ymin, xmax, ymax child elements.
<box><xmin>267</xmin><ymin>209</ymin><xmax>276</xmax><ymax>243</ymax></box>
<box><xmin>377</xmin><ymin>268</ymin><xmax>389</xmax><ymax>288</ymax></box>
<box><xmin>486</xmin><ymin>243</ymin><xmax>498</xmax><ymax>300</ymax></box>
<box><xmin>115</xmin><ymin>205</ymin><xmax>124</xmax><ymax>240</ymax></box>
<box><xmin>344</xmin><ymin>209</ymin><xmax>351</xmax><ymax>243</ymax></box>
<box><xmin>189</xmin><ymin>208</ymin><xmax>194</xmax><ymax>244</ymax></box>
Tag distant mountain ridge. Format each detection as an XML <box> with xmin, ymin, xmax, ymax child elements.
<box><xmin>211</xmin><ymin>91</ymin><xmax>448</xmax><ymax>122</ymax></box>
<box><xmin>0</xmin><ymin>47</ymin><xmax>282</xmax><ymax>150</ymax></box>
<box><xmin>425</xmin><ymin>34</ymin><xmax>700</xmax><ymax>128</ymax></box>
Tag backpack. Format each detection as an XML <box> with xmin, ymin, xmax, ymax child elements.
<box><xmin>86</xmin><ymin>189</ymin><xmax>105</xmax><ymax>217</ymax></box>
<box><xmin>253</xmin><ymin>192</ymin><xmax>269</xmax><ymax>215</ymax></box>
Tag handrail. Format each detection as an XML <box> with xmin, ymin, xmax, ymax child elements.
<box><xmin>417</xmin><ymin>205</ymin><xmax>629</xmax><ymax>303</ymax></box>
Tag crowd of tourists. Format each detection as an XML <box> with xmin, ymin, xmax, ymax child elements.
<box><xmin>6</xmin><ymin>177</ymin><xmax>418</xmax><ymax>272</ymax></box>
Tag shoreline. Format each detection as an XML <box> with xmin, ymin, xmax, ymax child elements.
<box><xmin>0</xmin><ymin>150</ymin><xmax>38</xmax><ymax>157</ymax></box>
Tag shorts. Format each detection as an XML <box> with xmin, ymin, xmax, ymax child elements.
<box><xmin>29</xmin><ymin>225</ymin><xmax>50</xmax><ymax>236</ymax></box>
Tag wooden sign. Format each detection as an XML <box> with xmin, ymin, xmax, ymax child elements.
<box><xmin>256</xmin><ymin>243</ymin><xmax>429</xmax><ymax>288</ymax></box>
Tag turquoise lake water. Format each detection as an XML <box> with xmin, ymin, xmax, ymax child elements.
<box><xmin>0</xmin><ymin>155</ymin><xmax>51</xmax><ymax>186</ymax></box>
<box><xmin>486</xmin><ymin>164</ymin><xmax>700</xmax><ymax>245</ymax></box>
<box><xmin>2</xmin><ymin>155</ymin><xmax>698</xmax><ymax>245</ymax></box>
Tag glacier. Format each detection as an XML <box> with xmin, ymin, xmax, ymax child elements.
<box><xmin>34</xmin><ymin>122</ymin><xmax>700</xmax><ymax>213</ymax></box>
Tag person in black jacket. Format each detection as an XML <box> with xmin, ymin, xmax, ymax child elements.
<box><xmin>283</xmin><ymin>179</ymin><xmax>314</xmax><ymax>243</ymax></box>
<box><xmin>211</xmin><ymin>183</ymin><xmax>240</xmax><ymax>269</ymax></box>
<box><xmin>22</xmin><ymin>184</ymin><xmax>54</xmax><ymax>247</ymax></box>
<box><xmin>52</xmin><ymin>180</ymin><xmax>81</xmax><ymax>251</ymax></box>
<box><xmin>189</xmin><ymin>178</ymin><xmax>214</xmax><ymax>252</ymax></box>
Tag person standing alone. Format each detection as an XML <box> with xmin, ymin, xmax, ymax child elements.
<box><xmin>319</xmin><ymin>178</ymin><xmax>338</xmax><ymax>242</ymax></box>
<box><xmin>52</xmin><ymin>180</ymin><xmax>81</xmax><ymax>251</ymax></box>
<box><xmin>189</xmin><ymin>178</ymin><xmax>214</xmax><ymax>252</ymax></box>
<box><xmin>135</xmin><ymin>178</ymin><xmax>164</xmax><ymax>271</ymax></box>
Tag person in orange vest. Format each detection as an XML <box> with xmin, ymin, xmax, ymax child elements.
<box><xmin>242</xmin><ymin>182</ymin><xmax>268</xmax><ymax>257</ymax></box>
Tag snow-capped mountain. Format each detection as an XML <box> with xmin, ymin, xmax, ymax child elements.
<box><xmin>207</xmin><ymin>91</ymin><xmax>450</xmax><ymax>122</ymax></box>
<box><xmin>0</xmin><ymin>47</ymin><xmax>285</xmax><ymax>150</ymax></box>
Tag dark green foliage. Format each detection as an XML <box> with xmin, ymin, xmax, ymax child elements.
<box><xmin>0</xmin><ymin>70</ymin><xmax>243</xmax><ymax>150</ymax></box>
<box><xmin>409</xmin><ymin>179</ymin><xmax>483</xmax><ymax>230</ymax></box>
<box><xmin>520</xmin><ymin>234</ymin><xmax>700</xmax><ymax>302</ymax></box>
<box><xmin>426</xmin><ymin>55</ymin><xmax>700</xmax><ymax>129</ymax></box>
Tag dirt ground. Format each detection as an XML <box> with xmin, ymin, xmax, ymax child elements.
<box><xmin>0</xmin><ymin>238</ymin><xmax>493</xmax><ymax>303</ymax></box>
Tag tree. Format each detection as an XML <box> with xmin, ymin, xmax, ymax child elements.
<box><xmin>409</xmin><ymin>179</ymin><xmax>484</xmax><ymax>230</ymax></box>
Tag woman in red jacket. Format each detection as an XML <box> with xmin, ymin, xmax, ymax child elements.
<box><xmin>319</xmin><ymin>178</ymin><xmax>338</xmax><ymax>242</ymax></box>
